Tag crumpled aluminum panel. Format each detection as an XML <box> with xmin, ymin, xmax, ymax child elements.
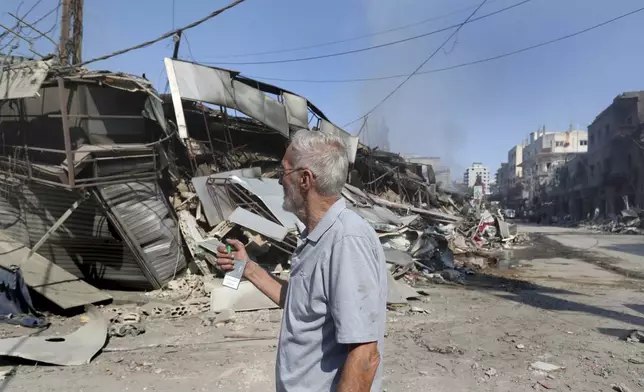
<box><xmin>283</xmin><ymin>92</ymin><xmax>309</xmax><ymax>129</ymax></box>
<box><xmin>0</xmin><ymin>59</ymin><xmax>53</xmax><ymax>100</ymax></box>
<box><xmin>97</xmin><ymin>182</ymin><xmax>186</xmax><ymax>288</ymax></box>
<box><xmin>319</xmin><ymin>119</ymin><xmax>359</xmax><ymax>163</ymax></box>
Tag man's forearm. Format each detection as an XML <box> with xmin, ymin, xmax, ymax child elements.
<box><xmin>244</xmin><ymin>261</ymin><xmax>288</xmax><ymax>308</ymax></box>
<box><xmin>337</xmin><ymin>343</ymin><xmax>380</xmax><ymax>392</ymax></box>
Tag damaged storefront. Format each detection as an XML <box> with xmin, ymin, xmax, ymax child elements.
<box><xmin>0</xmin><ymin>57</ymin><xmax>186</xmax><ymax>308</ymax></box>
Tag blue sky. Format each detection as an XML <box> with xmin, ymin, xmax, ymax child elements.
<box><xmin>2</xmin><ymin>0</ymin><xmax>644</xmax><ymax>179</ymax></box>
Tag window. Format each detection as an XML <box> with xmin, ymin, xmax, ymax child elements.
<box><xmin>580</xmin><ymin>140</ymin><xmax>588</xmax><ymax>146</ymax></box>
<box><xmin>605</xmin><ymin>124</ymin><xmax>609</xmax><ymax>136</ymax></box>
<box><xmin>555</xmin><ymin>141</ymin><xmax>564</xmax><ymax>147</ymax></box>
<box><xmin>590</xmin><ymin>135</ymin><xmax>594</xmax><ymax>144</ymax></box>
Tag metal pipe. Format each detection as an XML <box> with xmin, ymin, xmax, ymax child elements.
<box><xmin>56</xmin><ymin>77</ymin><xmax>76</xmax><ymax>187</ymax></box>
<box><xmin>73</xmin><ymin>172</ymin><xmax>160</xmax><ymax>184</ymax></box>
<box><xmin>20</xmin><ymin>194</ymin><xmax>87</xmax><ymax>267</ymax></box>
<box><xmin>47</xmin><ymin>114</ymin><xmax>145</xmax><ymax>119</ymax></box>
<box><xmin>71</xmin><ymin>175</ymin><xmax>159</xmax><ymax>188</ymax></box>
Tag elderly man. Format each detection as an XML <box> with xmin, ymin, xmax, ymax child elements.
<box><xmin>216</xmin><ymin>130</ymin><xmax>387</xmax><ymax>392</ymax></box>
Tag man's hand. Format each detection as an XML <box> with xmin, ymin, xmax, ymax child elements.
<box><xmin>215</xmin><ymin>238</ymin><xmax>288</xmax><ymax>308</ymax></box>
<box><xmin>215</xmin><ymin>239</ymin><xmax>249</xmax><ymax>275</ymax></box>
<box><xmin>337</xmin><ymin>342</ymin><xmax>380</xmax><ymax>392</ymax></box>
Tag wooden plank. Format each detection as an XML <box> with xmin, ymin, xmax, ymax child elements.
<box><xmin>0</xmin><ymin>232</ymin><xmax>112</xmax><ymax>310</ymax></box>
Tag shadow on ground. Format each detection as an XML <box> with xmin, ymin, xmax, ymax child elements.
<box><xmin>601</xmin><ymin>243</ymin><xmax>644</xmax><ymax>258</ymax></box>
<box><xmin>494</xmin><ymin>290</ymin><xmax>644</xmax><ymax>337</ymax></box>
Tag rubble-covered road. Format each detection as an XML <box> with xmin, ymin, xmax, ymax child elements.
<box><xmin>4</xmin><ymin>225</ymin><xmax>644</xmax><ymax>392</ymax></box>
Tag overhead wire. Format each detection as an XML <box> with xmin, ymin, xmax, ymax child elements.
<box><xmin>349</xmin><ymin>0</ymin><xmax>490</xmax><ymax>132</ymax></box>
<box><xmin>212</xmin><ymin>0</ymin><xmax>504</xmax><ymax>59</ymax></box>
<box><xmin>77</xmin><ymin>0</ymin><xmax>248</xmax><ymax>67</ymax></box>
<box><xmin>204</xmin><ymin>0</ymin><xmax>531</xmax><ymax>66</ymax></box>
<box><xmin>250</xmin><ymin>6</ymin><xmax>644</xmax><ymax>85</ymax></box>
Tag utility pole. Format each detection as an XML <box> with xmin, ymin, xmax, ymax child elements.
<box><xmin>172</xmin><ymin>31</ymin><xmax>182</xmax><ymax>59</ymax></box>
<box><xmin>59</xmin><ymin>0</ymin><xmax>70</xmax><ymax>65</ymax></box>
<box><xmin>59</xmin><ymin>0</ymin><xmax>83</xmax><ymax>65</ymax></box>
<box><xmin>71</xmin><ymin>0</ymin><xmax>83</xmax><ymax>65</ymax></box>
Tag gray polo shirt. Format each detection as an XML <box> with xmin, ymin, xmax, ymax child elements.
<box><xmin>276</xmin><ymin>198</ymin><xmax>387</xmax><ymax>392</ymax></box>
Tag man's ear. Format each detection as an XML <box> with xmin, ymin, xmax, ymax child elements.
<box><xmin>300</xmin><ymin>169</ymin><xmax>314</xmax><ymax>191</ymax></box>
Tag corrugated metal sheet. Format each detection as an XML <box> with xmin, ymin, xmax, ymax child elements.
<box><xmin>0</xmin><ymin>181</ymin><xmax>150</xmax><ymax>289</ymax></box>
<box><xmin>97</xmin><ymin>182</ymin><xmax>186</xmax><ymax>288</ymax></box>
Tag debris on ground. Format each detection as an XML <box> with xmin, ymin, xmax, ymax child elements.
<box><xmin>0</xmin><ymin>306</ymin><xmax>107</xmax><ymax>366</ymax></box>
<box><xmin>624</xmin><ymin>329</ymin><xmax>644</xmax><ymax>343</ymax></box>
<box><xmin>575</xmin><ymin>208</ymin><xmax>644</xmax><ymax>235</ymax></box>
<box><xmin>612</xmin><ymin>383</ymin><xmax>635</xmax><ymax>392</ymax></box>
<box><xmin>0</xmin><ymin>58</ymin><xmax>533</xmax><ymax>374</ymax></box>
<box><xmin>530</xmin><ymin>361</ymin><xmax>565</xmax><ymax>372</ymax></box>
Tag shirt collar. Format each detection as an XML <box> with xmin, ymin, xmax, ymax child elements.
<box><xmin>304</xmin><ymin>198</ymin><xmax>346</xmax><ymax>243</ymax></box>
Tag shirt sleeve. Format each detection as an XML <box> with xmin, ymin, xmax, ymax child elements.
<box><xmin>327</xmin><ymin>236</ymin><xmax>382</xmax><ymax>345</ymax></box>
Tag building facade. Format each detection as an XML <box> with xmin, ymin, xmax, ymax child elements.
<box><xmin>495</xmin><ymin>163</ymin><xmax>509</xmax><ymax>197</ymax></box>
<box><xmin>522</xmin><ymin>128</ymin><xmax>588</xmax><ymax>205</ymax></box>
<box><xmin>464</xmin><ymin>162</ymin><xmax>490</xmax><ymax>190</ymax></box>
<box><xmin>555</xmin><ymin>92</ymin><xmax>644</xmax><ymax>218</ymax></box>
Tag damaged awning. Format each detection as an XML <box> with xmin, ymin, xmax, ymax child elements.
<box><xmin>163</xmin><ymin>58</ymin><xmax>358</xmax><ymax>163</ymax></box>
<box><xmin>0</xmin><ymin>59</ymin><xmax>53</xmax><ymax>100</ymax></box>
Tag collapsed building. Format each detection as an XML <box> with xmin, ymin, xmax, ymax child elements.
<box><xmin>0</xmin><ymin>56</ymin><xmax>186</xmax><ymax>308</ymax></box>
<box><xmin>0</xmin><ymin>57</ymin><xmax>521</xmax><ymax>313</ymax></box>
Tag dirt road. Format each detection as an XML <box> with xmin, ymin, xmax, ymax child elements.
<box><xmin>3</xmin><ymin>225</ymin><xmax>644</xmax><ymax>392</ymax></box>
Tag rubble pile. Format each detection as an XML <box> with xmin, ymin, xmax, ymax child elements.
<box><xmin>169</xmin><ymin>144</ymin><xmax>526</xmax><ymax>295</ymax></box>
<box><xmin>577</xmin><ymin>208</ymin><xmax>644</xmax><ymax>235</ymax></box>
<box><xmin>0</xmin><ymin>57</ymin><xmax>529</xmax><ymax>369</ymax></box>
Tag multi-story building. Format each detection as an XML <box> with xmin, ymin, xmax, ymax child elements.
<box><xmin>521</xmin><ymin>128</ymin><xmax>588</xmax><ymax>205</ymax></box>
<box><xmin>463</xmin><ymin>162</ymin><xmax>490</xmax><ymax>190</ymax></box>
<box><xmin>495</xmin><ymin>163</ymin><xmax>509</xmax><ymax>197</ymax></box>
<box><xmin>579</xmin><ymin>91</ymin><xmax>644</xmax><ymax>216</ymax></box>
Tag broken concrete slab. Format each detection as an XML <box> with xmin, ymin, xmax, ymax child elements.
<box><xmin>530</xmin><ymin>361</ymin><xmax>564</xmax><ymax>372</ymax></box>
<box><xmin>228</xmin><ymin>207</ymin><xmax>288</xmax><ymax>242</ymax></box>
<box><xmin>210</xmin><ymin>280</ymin><xmax>278</xmax><ymax>312</ymax></box>
<box><xmin>0</xmin><ymin>305</ymin><xmax>107</xmax><ymax>365</ymax></box>
<box><xmin>384</xmin><ymin>248</ymin><xmax>414</xmax><ymax>267</ymax></box>
<box><xmin>386</xmin><ymin>273</ymin><xmax>421</xmax><ymax>305</ymax></box>
<box><xmin>0</xmin><ymin>232</ymin><xmax>112</xmax><ymax>310</ymax></box>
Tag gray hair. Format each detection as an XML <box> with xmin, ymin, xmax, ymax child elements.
<box><xmin>290</xmin><ymin>130</ymin><xmax>349</xmax><ymax>196</ymax></box>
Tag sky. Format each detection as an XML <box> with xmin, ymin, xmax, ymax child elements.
<box><xmin>2</xmin><ymin>0</ymin><xmax>644</xmax><ymax>180</ymax></box>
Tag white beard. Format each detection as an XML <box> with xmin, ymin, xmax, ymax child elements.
<box><xmin>282</xmin><ymin>181</ymin><xmax>307</xmax><ymax>222</ymax></box>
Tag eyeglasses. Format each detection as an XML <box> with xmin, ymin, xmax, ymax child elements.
<box><xmin>277</xmin><ymin>167</ymin><xmax>305</xmax><ymax>185</ymax></box>
<box><xmin>276</xmin><ymin>167</ymin><xmax>317</xmax><ymax>185</ymax></box>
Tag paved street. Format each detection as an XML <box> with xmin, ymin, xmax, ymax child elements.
<box><xmin>521</xmin><ymin>224</ymin><xmax>644</xmax><ymax>278</ymax></box>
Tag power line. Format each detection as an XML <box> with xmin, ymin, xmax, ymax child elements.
<box><xmin>205</xmin><ymin>0</ymin><xmax>530</xmax><ymax>66</ymax></box>
<box><xmin>213</xmin><ymin>0</ymin><xmax>504</xmax><ymax>59</ymax></box>
<box><xmin>351</xmin><ymin>0</ymin><xmax>490</xmax><ymax>131</ymax></box>
<box><xmin>77</xmin><ymin>0</ymin><xmax>248</xmax><ymax>67</ymax></box>
<box><xmin>182</xmin><ymin>33</ymin><xmax>197</xmax><ymax>62</ymax></box>
<box><xmin>8</xmin><ymin>13</ymin><xmax>57</xmax><ymax>47</ymax></box>
<box><xmin>251</xmin><ymin>6</ymin><xmax>644</xmax><ymax>85</ymax></box>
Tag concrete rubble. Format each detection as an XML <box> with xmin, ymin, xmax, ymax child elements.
<box><xmin>0</xmin><ymin>57</ymin><xmax>529</xmax><ymax>368</ymax></box>
<box><xmin>575</xmin><ymin>208</ymin><xmax>644</xmax><ymax>234</ymax></box>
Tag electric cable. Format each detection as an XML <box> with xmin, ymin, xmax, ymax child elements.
<box><xmin>348</xmin><ymin>0</ymin><xmax>490</xmax><ymax>132</ymax></box>
<box><xmin>77</xmin><ymin>0</ymin><xmax>248</xmax><ymax>67</ymax></box>
<box><xmin>249</xmin><ymin>6</ymin><xmax>644</xmax><ymax>85</ymax></box>
<box><xmin>213</xmin><ymin>0</ymin><xmax>505</xmax><ymax>59</ymax></box>
<box><xmin>204</xmin><ymin>0</ymin><xmax>530</xmax><ymax>66</ymax></box>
